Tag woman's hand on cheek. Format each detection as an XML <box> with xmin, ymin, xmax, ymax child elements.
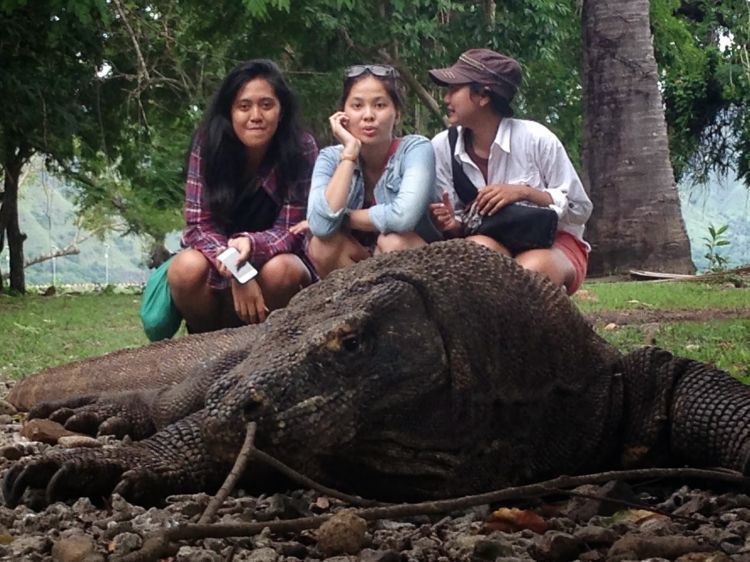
<box><xmin>329</xmin><ymin>111</ymin><xmax>361</xmax><ymax>156</ymax></box>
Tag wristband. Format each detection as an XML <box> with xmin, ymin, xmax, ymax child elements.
<box><xmin>340</xmin><ymin>152</ymin><xmax>358</xmax><ymax>163</ymax></box>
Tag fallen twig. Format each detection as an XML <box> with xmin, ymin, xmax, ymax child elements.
<box><xmin>115</xmin><ymin>466</ymin><xmax>747</xmax><ymax>562</ymax></box>
<box><xmin>199</xmin><ymin>422</ymin><xmax>257</xmax><ymax>524</ymax></box>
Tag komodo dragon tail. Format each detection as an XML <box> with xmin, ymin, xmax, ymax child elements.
<box><xmin>619</xmin><ymin>346</ymin><xmax>750</xmax><ymax>474</ymax></box>
<box><xmin>7</xmin><ymin>325</ymin><xmax>256</xmax><ymax>411</ymax></box>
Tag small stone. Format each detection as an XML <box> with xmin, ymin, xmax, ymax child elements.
<box><xmin>675</xmin><ymin>553</ymin><xmax>732</xmax><ymax>562</ymax></box>
<box><xmin>317</xmin><ymin>509</ymin><xmax>368</xmax><ymax>555</ymax></box>
<box><xmin>607</xmin><ymin>535</ymin><xmax>709</xmax><ymax>562</ymax></box>
<box><xmin>20</xmin><ymin>419</ymin><xmax>79</xmax><ymax>444</ymax></box>
<box><xmin>574</xmin><ymin>525</ymin><xmax>617</xmax><ymax>545</ymax></box>
<box><xmin>244</xmin><ymin>547</ymin><xmax>280</xmax><ymax>561</ymax></box>
<box><xmin>175</xmin><ymin>546</ymin><xmax>223</xmax><ymax>561</ymax></box>
<box><xmin>473</xmin><ymin>537</ymin><xmax>515</xmax><ymax>559</ymax></box>
<box><xmin>529</xmin><ymin>531</ymin><xmax>581</xmax><ymax>562</ymax></box>
<box><xmin>0</xmin><ymin>445</ymin><xmax>23</xmax><ymax>460</ymax></box>
<box><xmin>51</xmin><ymin>534</ymin><xmax>96</xmax><ymax>561</ymax></box>
<box><xmin>107</xmin><ymin>532</ymin><xmax>142</xmax><ymax>557</ymax></box>
<box><xmin>58</xmin><ymin>435</ymin><xmax>102</xmax><ymax>448</ymax></box>
<box><xmin>358</xmin><ymin>548</ymin><xmax>401</xmax><ymax>562</ymax></box>
<box><xmin>0</xmin><ymin>399</ymin><xmax>17</xmax><ymax>415</ymax></box>
<box><xmin>278</xmin><ymin>541</ymin><xmax>308</xmax><ymax>558</ymax></box>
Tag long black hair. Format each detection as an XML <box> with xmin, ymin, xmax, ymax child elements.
<box><xmin>196</xmin><ymin>59</ymin><xmax>306</xmax><ymax>228</ymax></box>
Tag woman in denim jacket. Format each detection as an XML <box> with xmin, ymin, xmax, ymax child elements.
<box><xmin>307</xmin><ymin>64</ymin><xmax>441</xmax><ymax>278</ymax></box>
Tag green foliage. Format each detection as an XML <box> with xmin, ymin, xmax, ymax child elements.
<box><xmin>651</xmin><ymin>0</ymin><xmax>750</xmax><ymax>185</ymax></box>
<box><xmin>703</xmin><ymin>223</ymin><xmax>732</xmax><ymax>273</ymax></box>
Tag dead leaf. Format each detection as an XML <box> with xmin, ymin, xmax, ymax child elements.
<box><xmin>604</xmin><ymin>323</ymin><xmax>618</xmax><ymax>331</ymax></box>
<box><xmin>573</xmin><ymin>289</ymin><xmax>598</xmax><ymax>302</ymax></box>
<box><xmin>486</xmin><ymin>507</ymin><xmax>548</xmax><ymax>534</ymax></box>
<box><xmin>611</xmin><ymin>508</ymin><xmax>667</xmax><ymax>524</ymax></box>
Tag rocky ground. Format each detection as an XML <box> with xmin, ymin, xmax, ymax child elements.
<box><xmin>0</xmin><ymin>375</ymin><xmax>748</xmax><ymax>562</ymax></box>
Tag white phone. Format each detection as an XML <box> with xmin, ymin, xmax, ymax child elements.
<box><xmin>217</xmin><ymin>247</ymin><xmax>258</xmax><ymax>284</ymax></box>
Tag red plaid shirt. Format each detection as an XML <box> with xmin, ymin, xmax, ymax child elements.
<box><xmin>180</xmin><ymin>132</ymin><xmax>318</xmax><ymax>289</ymax></box>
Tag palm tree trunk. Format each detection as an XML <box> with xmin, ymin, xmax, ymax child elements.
<box><xmin>581</xmin><ymin>0</ymin><xmax>694</xmax><ymax>275</ymax></box>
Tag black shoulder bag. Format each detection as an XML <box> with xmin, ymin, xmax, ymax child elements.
<box><xmin>448</xmin><ymin>127</ymin><xmax>558</xmax><ymax>254</ymax></box>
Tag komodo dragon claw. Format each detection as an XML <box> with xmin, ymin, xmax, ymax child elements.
<box><xmin>29</xmin><ymin>393</ymin><xmax>158</xmax><ymax>439</ymax></box>
<box><xmin>2</xmin><ymin>445</ymin><xmax>181</xmax><ymax>507</ymax></box>
<box><xmin>4</xmin><ymin>453</ymin><xmax>126</xmax><ymax>507</ymax></box>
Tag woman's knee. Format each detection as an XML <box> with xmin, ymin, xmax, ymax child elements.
<box><xmin>466</xmin><ymin>235</ymin><xmax>511</xmax><ymax>256</ymax></box>
<box><xmin>308</xmin><ymin>233</ymin><xmax>345</xmax><ymax>265</ymax></box>
<box><xmin>167</xmin><ymin>249</ymin><xmax>211</xmax><ymax>292</ymax></box>
<box><xmin>376</xmin><ymin>232</ymin><xmax>425</xmax><ymax>253</ymax></box>
<box><xmin>259</xmin><ymin>254</ymin><xmax>310</xmax><ymax>290</ymax></box>
<box><xmin>516</xmin><ymin>249</ymin><xmax>573</xmax><ymax>288</ymax></box>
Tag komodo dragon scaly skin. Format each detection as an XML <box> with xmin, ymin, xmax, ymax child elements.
<box><xmin>3</xmin><ymin>241</ymin><xmax>750</xmax><ymax>507</ymax></box>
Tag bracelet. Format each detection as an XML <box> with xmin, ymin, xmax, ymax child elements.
<box><xmin>340</xmin><ymin>152</ymin><xmax>358</xmax><ymax>163</ymax></box>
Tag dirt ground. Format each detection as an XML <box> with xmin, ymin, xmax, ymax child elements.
<box><xmin>585</xmin><ymin>306</ymin><xmax>750</xmax><ymax>326</ymax></box>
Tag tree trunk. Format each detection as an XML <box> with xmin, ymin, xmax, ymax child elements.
<box><xmin>0</xmin><ymin>148</ymin><xmax>31</xmax><ymax>293</ymax></box>
<box><xmin>581</xmin><ymin>0</ymin><xmax>694</xmax><ymax>275</ymax></box>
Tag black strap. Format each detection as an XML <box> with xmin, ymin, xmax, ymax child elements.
<box><xmin>448</xmin><ymin>127</ymin><xmax>479</xmax><ymax>205</ymax></box>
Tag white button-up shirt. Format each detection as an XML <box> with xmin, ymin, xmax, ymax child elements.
<box><xmin>432</xmin><ymin>118</ymin><xmax>592</xmax><ymax>245</ymax></box>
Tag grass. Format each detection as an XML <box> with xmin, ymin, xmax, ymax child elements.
<box><xmin>573</xmin><ymin>279</ymin><xmax>750</xmax><ymax>382</ymax></box>
<box><xmin>1</xmin><ymin>279</ymin><xmax>748</xmax><ymax>383</ymax></box>
<box><xmin>574</xmin><ymin>280</ymin><xmax>750</xmax><ymax>312</ymax></box>
<box><xmin>0</xmin><ymin>291</ymin><xmax>150</xmax><ymax>380</ymax></box>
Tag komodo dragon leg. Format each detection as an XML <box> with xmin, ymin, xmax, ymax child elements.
<box><xmin>619</xmin><ymin>347</ymin><xmax>750</xmax><ymax>473</ymax></box>
<box><xmin>23</xmin><ymin>347</ymin><xmax>251</xmax><ymax>440</ymax></box>
<box><xmin>3</xmin><ymin>409</ymin><xmax>233</xmax><ymax>507</ymax></box>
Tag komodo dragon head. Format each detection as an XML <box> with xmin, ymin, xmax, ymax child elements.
<box><xmin>202</xmin><ymin>252</ymin><xmax>451</xmax><ymax>464</ymax></box>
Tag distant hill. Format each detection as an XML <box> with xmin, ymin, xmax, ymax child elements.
<box><xmin>3</xmin><ymin>171</ymin><xmax>749</xmax><ymax>285</ymax></box>
<box><xmin>11</xmin><ymin>172</ymin><xmax>181</xmax><ymax>286</ymax></box>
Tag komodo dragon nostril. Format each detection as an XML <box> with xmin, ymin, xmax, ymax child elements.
<box><xmin>242</xmin><ymin>388</ymin><xmax>267</xmax><ymax>420</ymax></box>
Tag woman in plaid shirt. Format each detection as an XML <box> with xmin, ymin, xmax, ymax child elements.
<box><xmin>168</xmin><ymin>60</ymin><xmax>318</xmax><ymax>332</ymax></box>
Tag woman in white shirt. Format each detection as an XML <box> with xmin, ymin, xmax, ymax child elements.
<box><xmin>428</xmin><ymin>49</ymin><xmax>593</xmax><ymax>295</ymax></box>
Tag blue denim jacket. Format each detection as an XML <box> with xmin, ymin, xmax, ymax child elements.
<box><xmin>307</xmin><ymin>134</ymin><xmax>442</xmax><ymax>242</ymax></box>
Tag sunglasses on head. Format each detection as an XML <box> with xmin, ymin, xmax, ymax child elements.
<box><xmin>344</xmin><ymin>64</ymin><xmax>399</xmax><ymax>79</ymax></box>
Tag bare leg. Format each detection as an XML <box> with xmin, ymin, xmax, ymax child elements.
<box><xmin>466</xmin><ymin>234</ymin><xmax>512</xmax><ymax>256</ymax></box>
<box><xmin>308</xmin><ymin>232</ymin><xmax>370</xmax><ymax>279</ymax></box>
<box><xmin>374</xmin><ymin>232</ymin><xmax>427</xmax><ymax>254</ymax></box>
<box><xmin>256</xmin><ymin>253</ymin><xmax>312</xmax><ymax>311</ymax></box>
<box><xmin>515</xmin><ymin>247</ymin><xmax>574</xmax><ymax>291</ymax></box>
<box><xmin>167</xmin><ymin>249</ymin><xmax>237</xmax><ymax>333</ymax></box>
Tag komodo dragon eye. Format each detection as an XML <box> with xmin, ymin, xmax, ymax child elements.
<box><xmin>341</xmin><ymin>333</ymin><xmax>361</xmax><ymax>352</ymax></box>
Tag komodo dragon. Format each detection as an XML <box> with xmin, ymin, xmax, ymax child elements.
<box><xmin>4</xmin><ymin>240</ymin><xmax>750</xmax><ymax>507</ymax></box>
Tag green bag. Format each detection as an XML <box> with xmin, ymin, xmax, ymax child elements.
<box><xmin>140</xmin><ymin>256</ymin><xmax>182</xmax><ymax>341</ymax></box>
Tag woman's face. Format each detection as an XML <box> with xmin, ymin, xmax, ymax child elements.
<box><xmin>443</xmin><ymin>84</ymin><xmax>482</xmax><ymax>127</ymax></box>
<box><xmin>231</xmin><ymin>78</ymin><xmax>281</xmax><ymax>152</ymax></box>
<box><xmin>343</xmin><ymin>76</ymin><xmax>399</xmax><ymax>146</ymax></box>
